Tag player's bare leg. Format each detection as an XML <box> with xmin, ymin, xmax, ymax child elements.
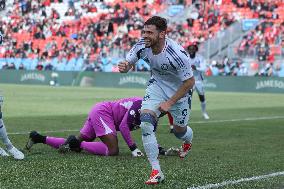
<box><xmin>98</xmin><ymin>134</ymin><xmax>119</xmax><ymax>156</ymax></box>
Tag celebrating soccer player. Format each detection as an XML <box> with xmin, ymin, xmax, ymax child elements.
<box><xmin>26</xmin><ymin>97</ymin><xmax>145</xmax><ymax>157</ymax></box>
<box><xmin>118</xmin><ymin>16</ymin><xmax>195</xmax><ymax>185</ymax></box>
<box><xmin>0</xmin><ymin>94</ymin><xmax>25</xmax><ymax>159</ymax></box>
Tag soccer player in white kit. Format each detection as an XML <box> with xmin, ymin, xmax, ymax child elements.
<box><xmin>118</xmin><ymin>16</ymin><xmax>195</xmax><ymax>185</ymax></box>
<box><xmin>187</xmin><ymin>43</ymin><xmax>210</xmax><ymax>119</ymax></box>
<box><xmin>0</xmin><ymin>94</ymin><xmax>24</xmax><ymax>159</ymax></box>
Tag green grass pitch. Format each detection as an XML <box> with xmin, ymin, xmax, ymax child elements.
<box><xmin>0</xmin><ymin>84</ymin><xmax>283</xmax><ymax>189</ymax></box>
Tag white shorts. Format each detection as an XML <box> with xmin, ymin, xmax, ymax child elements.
<box><xmin>141</xmin><ymin>82</ymin><xmax>190</xmax><ymax>127</ymax></box>
<box><xmin>194</xmin><ymin>81</ymin><xmax>205</xmax><ymax>96</ymax></box>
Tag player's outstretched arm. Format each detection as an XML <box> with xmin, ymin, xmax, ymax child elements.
<box><xmin>119</xmin><ymin>115</ymin><xmax>144</xmax><ymax>157</ymax></box>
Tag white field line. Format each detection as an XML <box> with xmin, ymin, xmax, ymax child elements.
<box><xmin>7</xmin><ymin>115</ymin><xmax>284</xmax><ymax>135</ymax></box>
<box><xmin>187</xmin><ymin>171</ymin><xmax>284</xmax><ymax>189</ymax></box>
<box><xmin>185</xmin><ymin>115</ymin><xmax>284</xmax><ymax>124</ymax></box>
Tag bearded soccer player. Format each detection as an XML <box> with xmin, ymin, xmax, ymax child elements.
<box><xmin>26</xmin><ymin>97</ymin><xmax>145</xmax><ymax>157</ymax></box>
<box><xmin>118</xmin><ymin>16</ymin><xmax>195</xmax><ymax>184</ymax></box>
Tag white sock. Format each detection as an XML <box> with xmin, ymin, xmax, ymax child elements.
<box><xmin>201</xmin><ymin>101</ymin><xmax>206</xmax><ymax>113</ymax></box>
<box><xmin>141</xmin><ymin>122</ymin><xmax>161</xmax><ymax>171</ymax></box>
<box><xmin>0</xmin><ymin>119</ymin><xmax>13</xmax><ymax>150</ymax></box>
<box><xmin>180</xmin><ymin>126</ymin><xmax>193</xmax><ymax>144</ymax></box>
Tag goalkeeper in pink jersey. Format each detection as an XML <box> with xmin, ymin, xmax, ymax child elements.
<box><xmin>26</xmin><ymin>97</ymin><xmax>152</xmax><ymax>157</ymax></box>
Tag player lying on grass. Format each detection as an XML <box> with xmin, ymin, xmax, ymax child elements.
<box><xmin>26</xmin><ymin>97</ymin><xmax>166</xmax><ymax>157</ymax></box>
<box><xmin>0</xmin><ymin>94</ymin><xmax>25</xmax><ymax>160</ymax></box>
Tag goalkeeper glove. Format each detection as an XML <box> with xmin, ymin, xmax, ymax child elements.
<box><xmin>131</xmin><ymin>148</ymin><xmax>144</xmax><ymax>157</ymax></box>
<box><xmin>129</xmin><ymin>144</ymin><xmax>144</xmax><ymax>157</ymax></box>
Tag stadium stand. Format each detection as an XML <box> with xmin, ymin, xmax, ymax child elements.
<box><xmin>0</xmin><ymin>0</ymin><xmax>283</xmax><ymax>76</ymax></box>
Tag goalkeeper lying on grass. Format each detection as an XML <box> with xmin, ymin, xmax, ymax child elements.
<box><xmin>26</xmin><ymin>97</ymin><xmax>170</xmax><ymax>157</ymax></box>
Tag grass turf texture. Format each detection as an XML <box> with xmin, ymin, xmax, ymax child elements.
<box><xmin>0</xmin><ymin>84</ymin><xmax>283</xmax><ymax>189</ymax></box>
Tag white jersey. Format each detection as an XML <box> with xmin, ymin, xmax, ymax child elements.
<box><xmin>189</xmin><ymin>53</ymin><xmax>206</xmax><ymax>82</ymax></box>
<box><xmin>126</xmin><ymin>37</ymin><xmax>193</xmax><ymax>101</ymax></box>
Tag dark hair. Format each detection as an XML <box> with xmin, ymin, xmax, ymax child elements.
<box><xmin>188</xmin><ymin>44</ymin><xmax>198</xmax><ymax>52</ymax></box>
<box><xmin>144</xmin><ymin>16</ymin><xmax>167</xmax><ymax>31</ymax></box>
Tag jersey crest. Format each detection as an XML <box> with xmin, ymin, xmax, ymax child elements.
<box><xmin>120</xmin><ymin>101</ymin><xmax>134</xmax><ymax>109</ymax></box>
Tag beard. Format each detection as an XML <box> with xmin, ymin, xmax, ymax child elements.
<box><xmin>145</xmin><ymin>42</ymin><xmax>151</xmax><ymax>48</ymax></box>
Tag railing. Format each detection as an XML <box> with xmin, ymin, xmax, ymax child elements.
<box><xmin>199</xmin><ymin>21</ymin><xmax>245</xmax><ymax>59</ymax></box>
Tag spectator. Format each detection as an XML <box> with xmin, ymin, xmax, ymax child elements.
<box><xmin>36</xmin><ymin>62</ymin><xmax>44</xmax><ymax>71</ymax></box>
<box><xmin>209</xmin><ymin>60</ymin><xmax>219</xmax><ymax>76</ymax></box>
<box><xmin>237</xmin><ymin>63</ymin><xmax>248</xmax><ymax>76</ymax></box>
<box><xmin>137</xmin><ymin>64</ymin><xmax>149</xmax><ymax>72</ymax></box>
<box><xmin>1</xmin><ymin>62</ymin><xmax>8</xmax><ymax>69</ymax></box>
<box><xmin>0</xmin><ymin>0</ymin><xmax>5</xmax><ymax>10</ymax></box>
<box><xmin>274</xmin><ymin>63</ymin><xmax>284</xmax><ymax>77</ymax></box>
<box><xmin>19</xmin><ymin>63</ymin><xmax>25</xmax><ymax>70</ymax></box>
<box><xmin>50</xmin><ymin>8</ymin><xmax>60</xmax><ymax>20</ymax></box>
<box><xmin>45</xmin><ymin>63</ymin><xmax>53</xmax><ymax>71</ymax></box>
<box><xmin>7</xmin><ymin>62</ymin><xmax>16</xmax><ymax>69</ymax></box>
<box><xmin>257</xmin><ymin>63</ymin><xmax>273</xmax><ymax>76</ymax></box>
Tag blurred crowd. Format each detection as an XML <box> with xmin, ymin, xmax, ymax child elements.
<box><xmin>0</xmin><ymin>0</ymin><xmax>283</xmax><ymax>76</ymax></box>
<box><xmin>232</xmin><ymin>0</ymin><xmax>284</xmax><ymax>77</ymax></box>
<box><xmin>207</xmin><ymin>56</ymin><xmax>284</xmax><ymax>77</ymax></box>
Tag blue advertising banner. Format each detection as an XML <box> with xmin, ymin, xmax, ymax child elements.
<box><xmin>242</xmin><ymin>19</ymin><xmax>259</xmax><ymax>31</ymax></box>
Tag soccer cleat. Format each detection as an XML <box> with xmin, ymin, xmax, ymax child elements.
<box><xmin>25</xmin><ymin>131</ymin><xmax>45</xmax><ymax>150</ymax></box>
<box><xmin>179</xmin><ymin>142</ymin><xmax>192</xmax><ymax>159</ymax></box>
<box><xmin>169</xmin><ymin>125</ymin><xmax>174</xmax><ymax>133</ymax></box>
<box><xmin>202</xmin><ymin>112</ymin><xmax>210</xmax><ymax>120</ymax></box>
<box><xmin>145</xmin><ymin>169</ymin><xmax>165</xmax><ymax>185</ymax></box>
<box><xmin>58</xmin><ymin>143</ymin><xmax>70</xmax><ymax>153</ymax></box>
<box><xmin>165</xmin><ymin>147</ymin><xmax>179</xmax><ymax>156</ymax></box>
<box><xmin>58</xmin><ymin>135</ymin><xmax>81</xmax><ymax>153</ymax></box>
<box><xmin>7</xmin><ymin>147</ymin><xmax>25</xmax><ymax>160</ymax></box>
<box><xmin>158</xmin><ymin>146</ymin><xmax>166</xmax><ymax>155</ymax></box>
<box><xmin>0</xmin><ymin>147</ymin><xmax>9</xmax><ymax>157</ymax></box>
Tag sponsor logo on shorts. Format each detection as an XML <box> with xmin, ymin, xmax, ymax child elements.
<box><xmin>142</xmin><ymin>133</ymin><xmax>151</xmax><ymax>136</ymax></box>
<box><xmin>161</xmin><ymin>64</ymin><xmax>169</xmax><ymax>71</ymax></box>
<box><xmin>143</xmin><ymin>94</ymin><xmax>150</xmax><ymax>101</ymax></box>
<box><xmin>182</xmin><ymin>109</ymin><xmax>188</xmax><ymax>116</ymax></box>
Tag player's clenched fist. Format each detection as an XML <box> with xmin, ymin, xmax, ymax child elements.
<box><xmin>118</xmin><ymin>61</ymin><xmax>131</xmax><ymax>73</ymax></box>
